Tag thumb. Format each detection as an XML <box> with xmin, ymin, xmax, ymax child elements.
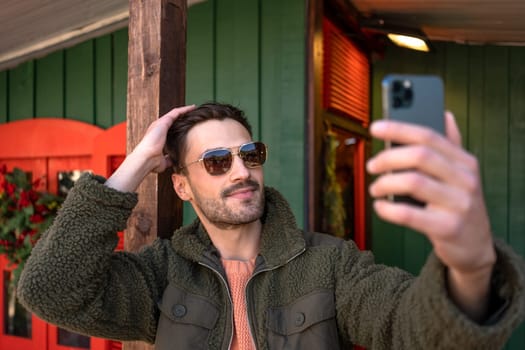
<box><xmin>445</xmin><ymin>111</ymin><xmax>462</xmax><ymax>147</ymax></box>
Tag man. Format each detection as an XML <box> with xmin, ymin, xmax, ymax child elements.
<box><xmin>17</xmin><ymin>103</ymin><xmax>525</xmax><ymax>349</ymax></box>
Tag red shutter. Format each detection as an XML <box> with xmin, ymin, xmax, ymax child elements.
<box><xmin>323</xmin><ymin>18</ymin><xmax>370</xmax><ymax>125</ymax></box>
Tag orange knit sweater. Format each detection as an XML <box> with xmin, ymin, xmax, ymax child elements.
<box><xmin>221</xmin><ymin>258</ymin><xmax>257</xmax><ymax>350</ymax></box>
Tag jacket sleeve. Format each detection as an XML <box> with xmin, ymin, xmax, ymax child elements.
<box><xmin>335</xmin><ymin>239</ymin><xmax>525</xmax><ymax>349</ymax></box>
<box><xmin>17</xmin><ymin>173</ymin><xmax>168</xmax><ymax>343</ymax></box>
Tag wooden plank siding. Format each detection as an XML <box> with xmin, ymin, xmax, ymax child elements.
<box><xmin>35</xmin><ymin>51</ymin><xmax>64</xmax><ymax>117</ymax></box>
<box><xmin>8</xmin><ymin>61</ymin><xmax>34</xmax><ymax>121</ymax></box>
<box><xmin>260</xmin><ymin>0</ymin><xmax>306</xmax><ymax>225</ymax></box>
<box><xmin>507</xmin><ymin>46</ymin><xmax>525</xmax><ymax>350</ymax></box>
<box><xmin>0</xmin><ymin>71</ymin><xmax>7</xmax><ymax>123</ymax></box>
<box><xmin>216</xmin><ymin>0</ymin><xmax>260</xmax><ymax>137</ymax></box>
<box><xmin>94</xmin><ymin>35</ymin><xmax>113</xmax><ymax>128</ymax></box>
<box><xmin>65</xmin><ymin>41</ymin><xmax>95</xmax><ymax>123</ymax></box>
<box><xmin>183</xmin><ymin>0</ymin><xmax>307</xmax><ymax>225</ymax></box>
<box><xmin>0</xmin><ymin>28</ymin><xmax>128</xmax><ymax>127</ymax></box>
<box><xmin>112</xmin><ymin>29</ymin><xmax>128</xmax><ymax>126</ymax></box>
<box><xmin>371</xmin><ymin>42</ymin><xmax>525</xmax><ymax>348</ymax></box>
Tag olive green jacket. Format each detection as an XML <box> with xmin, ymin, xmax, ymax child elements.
<box><xmin>17</xmin><ymin>174</ymin><xmax>525</xmax><ymax>349</ymax></box>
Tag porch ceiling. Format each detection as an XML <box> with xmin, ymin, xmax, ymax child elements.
<box><xmin>1</xmin><ymin>1</ymin><xmax>524</xmax><ymax>72</ymax></box>
<box><xmin>350</xmin><ymin>0</ymin><xmax>525</xmax><ymax>46</ymax></box>
<box><xmin>0</xmin><ymin>0</ymin><xmax>204</xmax><ymax>72</ymax></box>
<box><xmin>0</xmin><ymin>0</ymin><xmax>128</xmax><ymax>71</ymax></box>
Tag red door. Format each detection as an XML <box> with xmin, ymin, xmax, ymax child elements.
<box><xmin>0</xmin><ymin>119</ymin><xmax>126</xmax><ymax>350</ymax></box>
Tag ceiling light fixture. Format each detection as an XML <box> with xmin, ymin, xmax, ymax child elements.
<box><xmin>387</xmin><ymin>33</ymin><xmax>430</xmax><ymax>52</ymax></box>
<box><xmin>360</xmin><ymin>18</ymin><xmax>432</xmax><ymax>52</ymax></box>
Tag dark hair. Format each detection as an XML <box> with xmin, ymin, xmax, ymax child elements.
<box><xmin>165</xmin><ymin>102</ymin><xmax>253</xmax><ymax>173</ymax></box>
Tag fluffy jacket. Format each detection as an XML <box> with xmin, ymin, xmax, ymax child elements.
<box><xmin>17</xmin><ymin>173</ymin><xmax>525</xmax><ymax>349</ymax></box>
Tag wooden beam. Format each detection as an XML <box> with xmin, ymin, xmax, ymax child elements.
<box><xmin>124</xmin><ymin>0</ymin><xmax>186</xmax><ymax>349</ymax></box>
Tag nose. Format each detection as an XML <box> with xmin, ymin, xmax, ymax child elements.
<box><xmin>229</xmin><ymin>153</ymin><xmax>250</xmax><ymax>181</ymax></box>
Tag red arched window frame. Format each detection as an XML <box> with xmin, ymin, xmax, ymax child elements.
<box><xmin>0</xmin><ymin>118</ymin><xmax>126</xmax><ymax>350</ymax></box>
<box><xmin>319</xmin><ymin>17</ymin><xmax>370</xmax><ymax>250</ymax></box>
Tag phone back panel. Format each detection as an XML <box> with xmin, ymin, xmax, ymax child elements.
<box><xmin>382</xmin><ymin>74</ymin><xmax>445</xmax><ymax>135</ymax></box>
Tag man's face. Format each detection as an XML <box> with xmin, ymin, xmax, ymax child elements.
<box><xmin>172</xmin><ymin>119</ymin><xmax>265</xmax><ymax>229</ymax></box>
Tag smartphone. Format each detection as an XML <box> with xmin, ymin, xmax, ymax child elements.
<box><xmin>381</xmin><ymin>74</ymin><xmax>445</xmax><ymax>206</ymax></box>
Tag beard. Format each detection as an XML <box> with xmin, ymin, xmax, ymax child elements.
<box><xmin>190</xmin><ymin>179</ymin><xmax>265</xmax><ymax>229</ymax></box>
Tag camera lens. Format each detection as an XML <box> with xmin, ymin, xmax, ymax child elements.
<box><xmin>393</xmin><ymin>96</ymin><xmax>402</xmax><ymax>108</ymax></box>
<box><xmin>404</xmin><ymin>88</ymin><xmax>413</xmax><ymax>101</ymax></box>
<box><xmin>392</xmin><ymin>81</ymin><xmax>402</xmax><ymax>93</ymax></box>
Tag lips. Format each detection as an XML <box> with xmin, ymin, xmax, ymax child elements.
<box><xmin>222</xmin><ymin>181</ymin><xmax>260</xmax><ymax>198</ymax></box>
<box><xmin>226</xmin><ymin>186</ymin><xmax>257</xmax><ymax>198</ymax></box>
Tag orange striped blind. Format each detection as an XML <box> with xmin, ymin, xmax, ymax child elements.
<box><xmin>323</xmin><ymin>18</ymin><xmax>370</xmax><ymax>125</ymax></box>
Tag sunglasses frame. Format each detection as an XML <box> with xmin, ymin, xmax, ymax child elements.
<box><xmin>180</xmin><ymin>141</ymin><xmax>267</xmax><ymax>176</ymax></box>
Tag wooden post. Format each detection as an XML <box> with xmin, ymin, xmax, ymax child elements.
<box><xmin>124</xmin><ymin>0</ymin><xmax>186</xmax><ymax>349</ymax></box>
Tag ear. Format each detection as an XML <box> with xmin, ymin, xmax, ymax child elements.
<box><xmin>172</xmin><ymin>173</ymin><xmax>191</xmax><ymax>201</ymax></box>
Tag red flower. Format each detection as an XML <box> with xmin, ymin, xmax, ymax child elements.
<box><xmin>18</xmin><ymin>190</ymin><xmax>31</xmax><ymax>208</ymax></box>
<box><xmin>28</xmin><ymin>190</ymin><xmax>39</xmax><ymax>202</ymax></box>
<box><xmin>16</xmin><ymin>235</ymin><xmax>25</xmax><ymax>247</ymax></box>
<box><xmin>30</xmin><ymin>214</ymin><xmax>44</xmax><ymax>223</ymax></box>
<box><xmin>27</xmin><ymin>229</ymin><xmax>38</xmax><ymax>236</ymax></box>
<box><xmin>0</xmin><ymin>165</ymin><xmax>63</xmax><ymax>284</ymax></box>
<box><xmin>6</xmin><ymin>183</ymin><xmax>15</xmax><ymax>195</ymax></box>
<box><xmin>35</xmin><ymin>204</ymin><xmax>47</xmax><ymax>214</ymax></box>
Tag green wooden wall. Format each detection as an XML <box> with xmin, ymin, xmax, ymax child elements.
<box><xmin>0</xmin><ymin>29</ymin><xmax>129</xmax><ymax>128</ymax></box>
<box><xmin>0</xmin><ymin>0</ymin><xmax>306</xmax><ymax>227</ymax></box>
<box><xmin>371</xmin><ymin>42</ymin><xmax>525</xmax><ymax>349</ymax></box>
<box><xmin>184</xmin><ymin>0</ymin><xmax>306</xmax><ymax>225</ymax></box>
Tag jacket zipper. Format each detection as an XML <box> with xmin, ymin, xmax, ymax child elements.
<box><xmin>244</xmin><ymin>247</ymin><xmax>307</xmax><ymax>349</ymax></box>
<box><xmin>199</xmin><ymin>261</ymin><xmax>234</xmax><ymax>350</ymax></box>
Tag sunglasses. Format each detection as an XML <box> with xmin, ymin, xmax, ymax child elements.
<box><xmin>181</xmin><ymin>141</ymin><xmax>267</xmax><ymax>176</ymax></box>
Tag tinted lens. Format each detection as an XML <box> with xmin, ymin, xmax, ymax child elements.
<box><xmin>239</xmin><ymin>142</ymin><xmax>267</xmax><ymax>168</ymax></box>
<box><xmin>202</xmin><ymin>149</ymin><xmax>233</xmax><ymax>175</ymax></box>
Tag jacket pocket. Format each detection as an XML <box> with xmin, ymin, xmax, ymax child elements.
<box><xmin>155</xmin><ymin>283</ymin><xmax>219</xmax><ymax>350</ymax></box>
<box><xmin>266</xmin><ymin>290</ymin><xmax>340</xmax><ymax>350</ymax></box>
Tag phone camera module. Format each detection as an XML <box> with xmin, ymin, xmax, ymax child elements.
<box><xmin>391</xmin><ymin>79</ymin><xmax>413</xmax><ymax>109</ymax></box>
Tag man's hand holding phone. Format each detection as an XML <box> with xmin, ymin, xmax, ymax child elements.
<box><xmin>368</xmin><ymin>75</ymin><xmax>496</xmax><ymax>322</ymax></box>
<box><xmin>367</xmin><ymin>113</ymin><xmax>494</xmax><ymax>272</ymax></box>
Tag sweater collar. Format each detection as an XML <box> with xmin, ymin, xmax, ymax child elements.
<box><xmin>170</xmin><ymin>186</ymin><xmax>306</xmax><ymax>268</ymax></box>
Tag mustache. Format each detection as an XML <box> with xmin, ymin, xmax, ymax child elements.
<box><xmin>222</xmin><ymin>180</ymin><xmax>260</xmax><ymax>197</ymax></box>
